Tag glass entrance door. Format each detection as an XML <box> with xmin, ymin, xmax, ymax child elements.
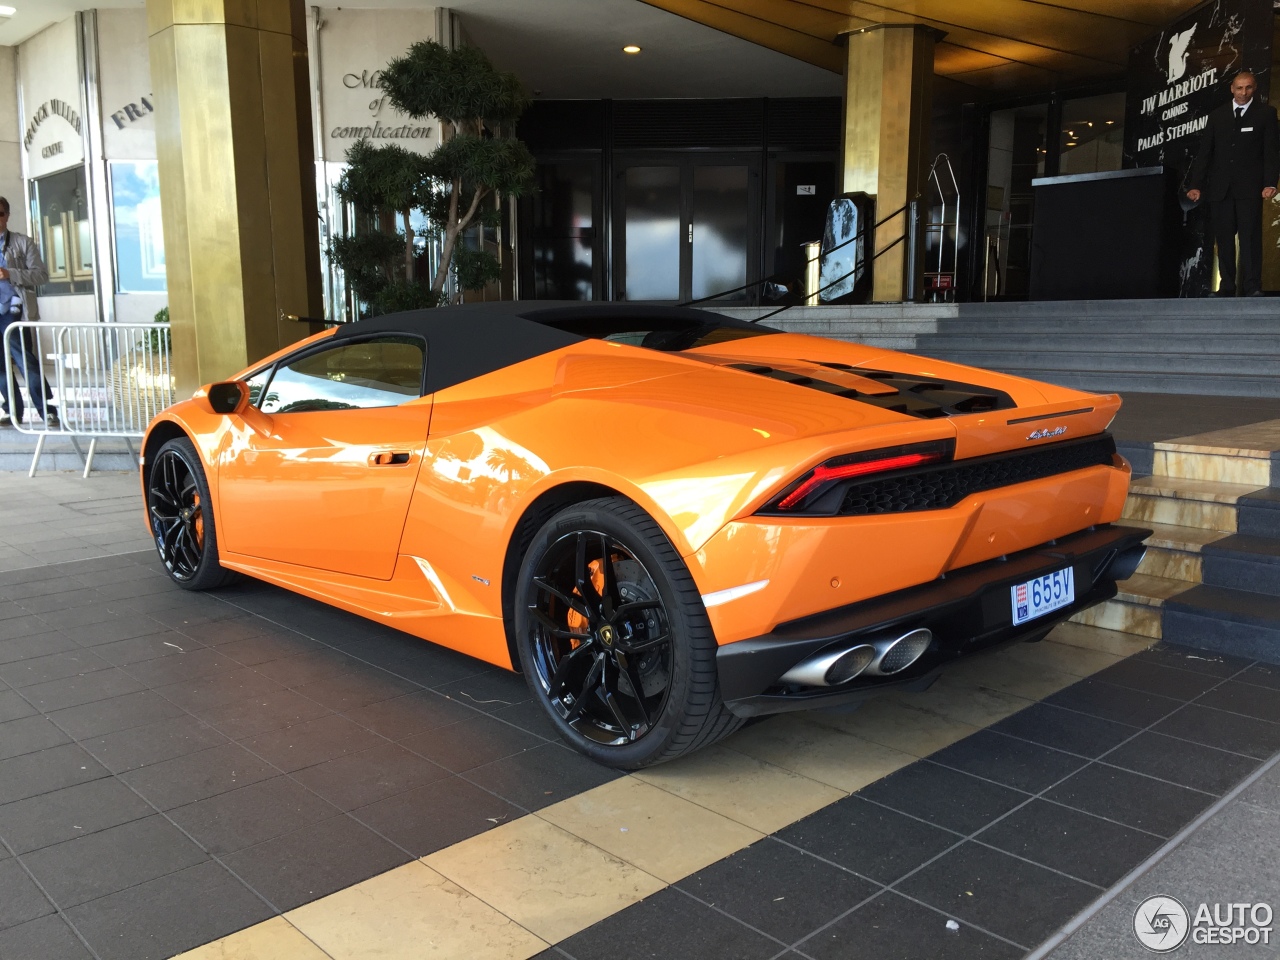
<box><xmin>622</xmin><ymin>165</ymin><xmax>681</xmax><ymax>301</ymax></box>
<box><xmin>615</xmin><ymin>155</ymin><xmax>757</xmax><ymax>303</ymax></box>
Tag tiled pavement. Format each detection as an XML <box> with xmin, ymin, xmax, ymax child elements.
<box><xmin>535</xmin><ymin>646</ymin><xmax>1280</xmax><ymax>960</ymax></box>
<box><xmin>0</xmin><ymin>473</ymin><xmax>152</xmax><ymax>571</ymax></box>
<box><xmin>0</xmin><ymin>551</ymin><xmax>620</xmax><ymax>959</ymax></box>
<box><xmin>0</xmin><ymin>542</ymin><xmax>1277</xmax><ymax>959</ymax></box>
<box><xmin>1041</xmin><ymin>750</ymin><xmax>1280</xmax><ymax>960</ymax></box>
<box><xmin>1</xmin><ymin>462</ymin><xmax>1280</xmax><ymax>959</ymax></box>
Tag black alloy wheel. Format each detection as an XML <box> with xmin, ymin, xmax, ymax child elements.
<box><xmin>147</xmin><ymin>437</ymin><xmax>237</xmax><ymax>590</ymax></box>
<box><xmin>515</xmin><ymin>496</ymin><xmax>742</xmax><ymax>769</ymax></box>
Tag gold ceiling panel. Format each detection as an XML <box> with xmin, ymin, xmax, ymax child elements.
<box><xmin>718</xmin><ymin>0</ymin><xmax>852</xmax><ymax>38</ymax></box>
<box><xmin>637</xmin><ymin>0</ymin><xmax>1202</xmax><ymax>91</ymax></box>
<box><xmin>634</xmin><ymin>0</ymin><xmax>846</xmax><ymax>71</ymax></box>
<box><xmin>848</xmin><ymin>0</ymin><xmax>1150</xmax><ymax>55</ymax></box>
<box><xmin>932</xmin><ymin>43</ymin><xmax>1009</xmax><ymax>75</ymax></box>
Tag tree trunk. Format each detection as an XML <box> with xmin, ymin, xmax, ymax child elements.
<box><xmin>403</xmin><ymin>207</ymin><xmax>415</xmax><ymax>283</ymax></box>
<box><xmin>432</xmin><ymin>179</ymin><xmax>492</xmax><ymax>302</ymax></box>
<box><xmin>431</xmin><ymin>179</ymin><xmax>462</xmax><ymax>298</ymax></box>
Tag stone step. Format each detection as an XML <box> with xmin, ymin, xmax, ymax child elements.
<box><xmin>1068</xmin><ymin>573</ymin><xmax>1191</xmax><ymax>641</ymax></box>
<box><xmin>900</xmin><ymin>356</ymin><xmax>1280</xmax><ymax>399</ymax></box>
<box><xmin>921</xmin><ymin>334</ymin><xmax>1280</xmax><ymax>355</ymax></box>
<box><xmin>1151</xmin><ymin>439</ymin><xmax>1274</xmax><ymax>486</ymax></box>
<box><xmin>0</xmin><ymin>429</ymin><xmax>138</xmax><ymax>475</ymax></box>
<box><xmin>1122</xmin><ymin>476</ymin><xmax>1264</xmax><ymax>532</ymax></box>
<box><xmin>1116</xmin><ymin>519</ymin><xmax>1227</xmax><ymax>583</ymax></box>
<box><xmin>1117</xmin><ymin>573</ymin><xmax>1195</xmax><ymax>607</ymax></box>
<box><xmin>1163</xmin><ymin>583</ymin><xmax>1280</xmax><ymax>665</ymax></box>
<box><xmin>951</xmin><ymin>298</ymin><xmax>1280</xmax><ymax>319</ymax></box>
<box><xmin>1002</xmin><ymin>370</ymin><xmax>1280</xmax><ymax>399</ymax></box>
<box><xmin>939</xmin><ymin>317</ymin><xmax>1280</xmax><ymax>331</ymax></box>
<box><xmin>911</xmin><ymin>347</ymin><xmax>1280</xmax><ymax>377</ymax></box>
<box><xmin>1238</xmin><ymin>489</ymin><xmax>1280</xmax><ymax>538</ymax></box>
<box><xmin>1201</xmin><ymin>534</ymin><xmax>1280</xmax><ymax>598</ymax></box>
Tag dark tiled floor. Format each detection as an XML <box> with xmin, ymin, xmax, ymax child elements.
<box><xmin>1</xmin><ymin>551</ymin><xmax>1278</xmax><ymax>960</ymax></box>
<box><xmin>551</xmin><ymin>638</ymin><xmax>1280</xmax><ymax>960</ymax></box>
<box><xmin>0</xmin><ymin>552</ymin><xmax>618</xmax><ymax>959</ymax></box>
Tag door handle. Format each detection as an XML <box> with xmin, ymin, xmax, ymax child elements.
<box><xmin>369</xmin><ymin>452</ymin><xmax>411</xmax><ymax>466</ymax></box>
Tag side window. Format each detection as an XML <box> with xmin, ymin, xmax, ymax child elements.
<box><xmin>244</xmin><ymin>367</ymin><xmax>273</xmax><ymax>408</ymax></box>
<box><xmin>259</xmin><ymin>337</ymin><xmax>426</xmax><ymax>415</ymax></box>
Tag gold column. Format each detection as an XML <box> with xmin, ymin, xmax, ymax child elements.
<box><xmin>841</xmin><ymin>24</ymin><xmax>936</xmax><ymax>303</ymax></box>
<box><xmin>147</xmin><ymin>0</ymin><xmax>323</xmax><ymax>394</ymax></box>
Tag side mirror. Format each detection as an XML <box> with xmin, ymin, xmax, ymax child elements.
<box><xmin>198</xmin><ymin>381</ymin><xmax>274</xmax><ymax>436</ymax></box>
<box><xmin>207</xmin><ymin>381</ymin><xmax>248</xmax><ymax>415</ymax></box>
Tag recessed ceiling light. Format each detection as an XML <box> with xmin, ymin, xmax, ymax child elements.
<box><xmin>622</xmin><ymin>45</ymin><xmax>642</xmax><ymax>54</ymax></box>
<box><xmin>0</xmin><ymin>6</ymin><xmax>16</xmax><ymax>16</ymax></box>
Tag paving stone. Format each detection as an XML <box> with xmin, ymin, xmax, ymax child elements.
<box><xmin>63</xmin><ymin>861</ymin><xmax>272</xmax><ymax>960</ymax></box>
<box><xmin>0</xmin><ymin>777</ymin><xmax>155</xmax><ymax>854</ymax></box>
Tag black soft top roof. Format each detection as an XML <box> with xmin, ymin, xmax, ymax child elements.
<box><xmin>327</xmin><ymin>301</ymin><xmax>774</xmax><ymax>395</ymax></box>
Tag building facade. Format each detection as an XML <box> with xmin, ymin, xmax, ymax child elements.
<box><xmin>3</xmin><ymin>0</ymin><xmax>1277</xmax><ymax>341</ymax></box>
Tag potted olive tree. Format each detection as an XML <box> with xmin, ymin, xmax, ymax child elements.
<box><xmin>329</xmin><ymin>41</ymin><xmax>536</xmax><ymax>315</ymax></box>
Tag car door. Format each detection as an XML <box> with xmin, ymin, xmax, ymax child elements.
<box><xmin>218</xmin><ymin>334</ymin><xmax>431</xmax><ymax>580</ymax></box>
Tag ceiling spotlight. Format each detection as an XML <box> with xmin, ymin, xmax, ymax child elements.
<box><xmin>0</xmin><ymin>5</ymin><xmax>16</xmax><ymax>15</ymax></box>
<box><xmin>1105</xmin><ymin>120</ymin><xmax>1115</xmax><ymax>125</ymax></box>
<box><xmin>622</xmin><ymin>44</ymin><xmax>642</xmax><ymax>54</ymax></box>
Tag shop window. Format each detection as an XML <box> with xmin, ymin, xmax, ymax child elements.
<box><xmin>31</xmin><ymin>166</ymin><xmax>94</xmax><ymax>297</ymax></box>
<box><xmin>109</xmin><ymin>161</ymin><xmax>166</xmax><ymax>293</ymax></box>
<box><xmin>1058</xmin><ymin>93</ymin><xmax>1125</xmax><ymax>176</ymax></box>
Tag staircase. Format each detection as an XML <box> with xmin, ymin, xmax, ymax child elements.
<box><xmin>717</xmin><ymin>303</ymin><xmax>953</xmax><ymax>351</ymax></box>
<box><xmin>720</xmin><ymin>298</ymin><xmax>1280</xmax><ymax>399</ymax></box>
<box><xmin>0</xmin><ymin>427</ymin><xmax>137</xmax><ymax>474</ymax></box>
<box><xmin>913</xmin><ymin>299</ymin><xmax>1280</xmax><ymax>398</ymax></box>
<box><xmin>1072</xmin><ymin>424</ymin><xmax>1280</xmax><ymax>664</ymax></box>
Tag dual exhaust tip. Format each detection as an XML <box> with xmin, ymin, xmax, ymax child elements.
<box><xmin>779</xmin><ymin>628</ymin><xmax>933</xmax><ymax>688</ymax></box>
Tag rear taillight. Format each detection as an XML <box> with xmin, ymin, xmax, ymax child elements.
<box><xmin>763</xmin><ymin>439</ymin><xmax>954</xmax><ymax>515</ymax></box>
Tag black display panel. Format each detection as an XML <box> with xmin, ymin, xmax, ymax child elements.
<box><xmin>1123</xmin><ymin>0</ymin><xmax>1273</xmax><ymax>296</ymax></box>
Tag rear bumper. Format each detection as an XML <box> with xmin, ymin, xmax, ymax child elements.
<box><xmin>716</xmin><ymin>522</ymin><xmax>1150</xmax><ymax>717</ymax></box>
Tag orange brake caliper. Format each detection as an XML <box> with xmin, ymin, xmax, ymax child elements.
<box><xmin>564</xmin><ymin>558</ymin><xmax>606</xmax><ymax>647</ymax></box>
<box><xmin>192</xmin><ymin>494</ymin><xmax>205</xmax><ymax>547</ymax></box>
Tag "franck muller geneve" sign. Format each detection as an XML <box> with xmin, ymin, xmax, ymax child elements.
<box><xmin>22</xmin><ymin>99</ymin><xmax>81</xmax><ymax>152</ymax></box>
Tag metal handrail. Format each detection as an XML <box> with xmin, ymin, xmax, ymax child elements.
<box><xmin>2</xmin><ymin>321</ymin><xmax>172</xmax><ymax>477</ymax></box>
<box><xmin>924</xmin><ymin>153</ymin><xmax>960</xmax><ymax>302</ymax></box>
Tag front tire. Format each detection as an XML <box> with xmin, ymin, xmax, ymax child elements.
<box><xmin>146</xmin><ymin>437</ymin><xmax>237</xmax><ymax>590</ymax></box>
<box><xmin>514</xmin><ymin>497</ymin><xmax>743</xmax><ymax>769</ymax></box>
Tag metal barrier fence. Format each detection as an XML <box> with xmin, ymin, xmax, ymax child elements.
<box><xmin>2</xmin><ymin>321</ymin><xmax>173</xmax><ymax>477</ymax></box>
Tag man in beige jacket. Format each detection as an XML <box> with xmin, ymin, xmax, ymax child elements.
<box><xmin>0</xmin><ymin>196</ymin><xmax>55</xmax><ymax>427</ymax></box>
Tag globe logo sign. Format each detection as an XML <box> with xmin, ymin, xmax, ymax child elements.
<box><xmin>1134</xmin><ymin>896</ymin><xmax>1191</xmax><ymax>952</ymax></box>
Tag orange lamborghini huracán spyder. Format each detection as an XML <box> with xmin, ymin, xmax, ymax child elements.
<box><xmin>140</xmin><ymin>302</ymin><xmax>1148</xmax><ymax>769</ymax></box>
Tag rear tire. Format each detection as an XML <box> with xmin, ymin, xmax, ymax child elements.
<box><xmin>146</xmin><ymin>437</ymin><xmax>237</xmax><ymax>590</ymax></box>
<box><xmin>514</xmin><ymin>496</ymin><xmax>743</xmax><ymax>769</ymax></box>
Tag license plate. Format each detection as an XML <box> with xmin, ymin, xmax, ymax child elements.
<box><xmin>1011</xmin><ymin>567</ymin><xmax>1075</xmax><ymax>626</ymax></box>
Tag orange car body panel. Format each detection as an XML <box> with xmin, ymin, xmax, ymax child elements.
<box><xmin>142</xmin><ymin>327</ymin><xmax>1131</xmax><ymax>672</ymax></box>
<box><xmin>217</xmin><ymin>402</ymin><xmax>432</xmax><ymax>579</ymax></box>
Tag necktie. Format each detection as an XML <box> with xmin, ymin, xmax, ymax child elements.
<box><xmin>1237</xmin><ymin>106</ymin><xmax>1245</xmax><ymax>119</ymax></box>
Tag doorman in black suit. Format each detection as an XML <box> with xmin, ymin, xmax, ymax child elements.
<box><xmin>1187</xmin><ymin>71</ymin><xmax>1280</xmax><ymax>296</ymax></box>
